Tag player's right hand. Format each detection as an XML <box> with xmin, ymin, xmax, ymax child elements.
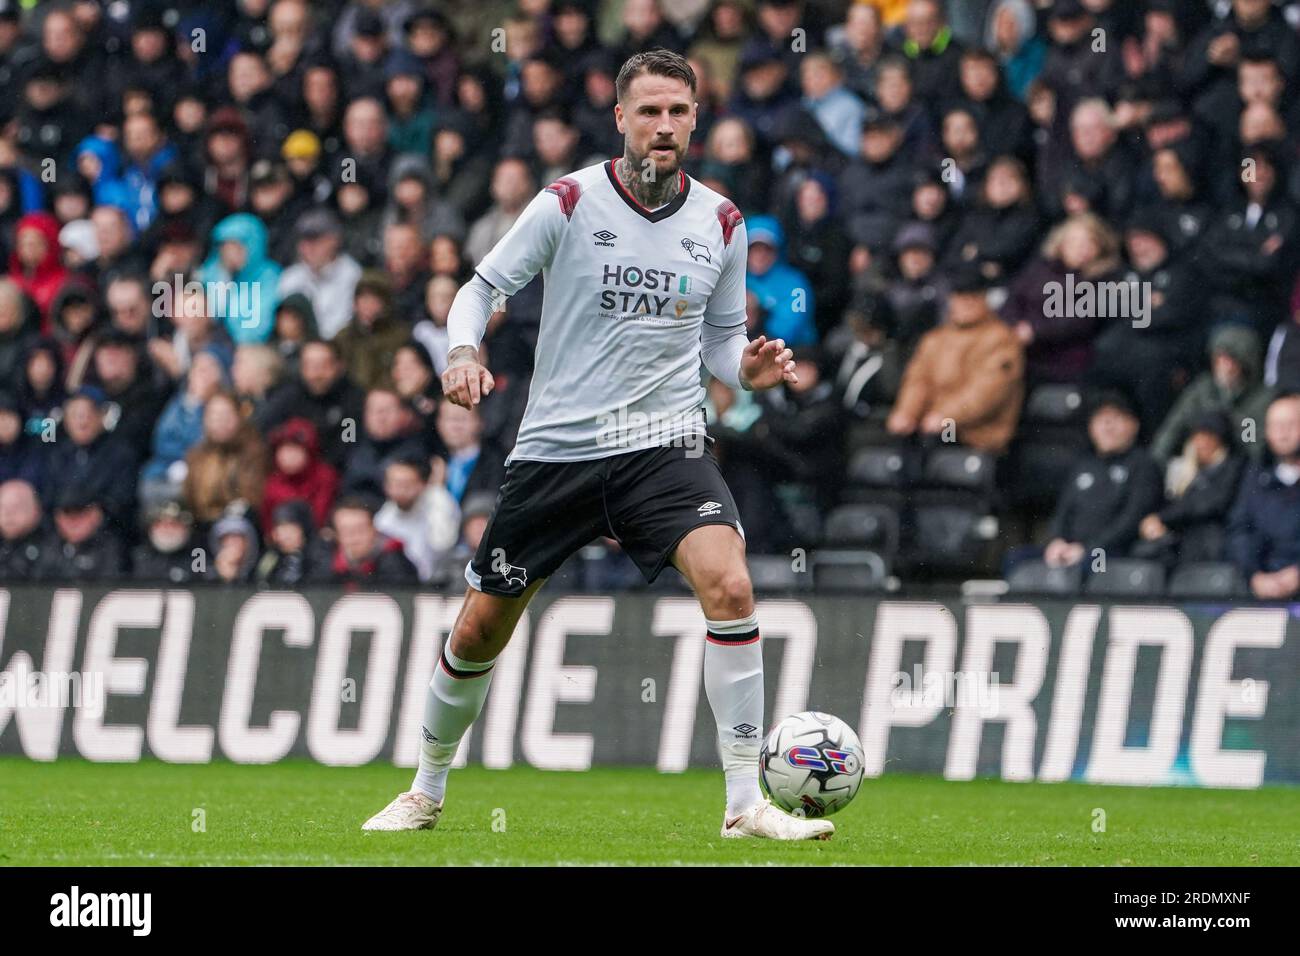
<box><xmin>442</xmin><ymin>353</ymin><xmax>495</xmax><ymax>408</ymax></box>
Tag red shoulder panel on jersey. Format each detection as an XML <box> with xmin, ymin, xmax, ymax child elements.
<box><xmin>716</xmin><ymin>200</ymin><xmax>743</xmax><ymax>247</ymax></box>
<box><xmin>544</xmin><ymin>177</ymin><xmax>582</xmax><ymax>220</ymax></box>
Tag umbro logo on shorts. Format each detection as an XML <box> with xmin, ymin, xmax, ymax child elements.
<box><xmin>698</xmin><ymin>500</ymin><xmax>722</xmax><ymax>516</ymax></box>
<box><xmin>733</xmin><ymin>723</ymin><xmax>758</xmax><ymax>738</ymax></box>
<box><xmin>593</xmin><ymin>230</ymin><xmax>617</xmax><ymax>246</ymax></box>
<box><xmin>421</xmin><ymin>726</ymin><xmax>438</xmax><ymax>743</ymax></box>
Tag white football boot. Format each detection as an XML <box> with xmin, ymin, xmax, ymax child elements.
<box><xmin>721</xmin><ymin>799</ymin><xmax>835</xmax><ymax>841</ymax></box>
<box><xmin>361</xmin><ymin>791</ymin><xmax>442</xmax><ymax>831</ymax></box>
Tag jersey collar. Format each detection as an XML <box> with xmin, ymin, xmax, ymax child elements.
<box><xmin>605</xmin><ymin>158</ymin><xmax>690</xmax><ymax>223</ymax></box>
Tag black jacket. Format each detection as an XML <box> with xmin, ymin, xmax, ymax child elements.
<box><xmin>1049</xmin><ymin>445</ymin><xmax>1164</xmax><ymax>555</ymax></box>
<box><xmin>256</xmin><ymin>375</ymin><xmax>367</xmax><ymax>471</ymax></box>
<box><xmin>310</xmin><ymin>536</ymin><xmax>420</xmax><ymax>589</ymax></box>
<box><xmin>1159</xmin><ymin>453</ymin><xmax>1246</xmax><ymax>564</ymax></box>
<box><xmin>1132</xmin><ymin>199</ymin><xmax>1213</xmax><ymax>260</ymax></box>
<box><xmin>130</xmin><ymin>544</ymin><xmax>198</xmax><ymax>584</ymax></box>
<box><xmin>950</xmin><ymin>88</ymin><xmax>1032</xmax><ymax>162</ymax></box>
<box><xmin>0</xmin><ymin>528</ymin><xmax>47</xmax><ymax>581</ymax></box>
<box><xmin>1203</xmin><ymin>194</ymin><xmax>1299</xmax><ymax>332</ymax></box>
<box><xmin>943</xmin><ymin>201</ymin><xmax>1040</xmax><ymax>283</ymax></box>
<box><xmin>255</xmin><ymin>546</ymin><xmax>318</xmax><ymax>588</ymax></box>
<box><xmin>35</xmin><ymin>529</ymin><xmax>125</xmax><ymax>582</ymax></box>
<box><xmin>98</xmin><ymin>372</ymin><xmax>170</xmax><ymax>458</ymax></box>
<box><xmin>1225</xmin><ymin>462</ymin><xmax>1300</xmax><ymax>576</ymax></box>
<box><xmin>1182</xmin><ymin>9</ymin><xmax>1300</xmax><ymax>106</ymax></box>
<box><xmin>1038</xmin><ymin>35</ymin><xmax>1124</xmax><ymax>115</ymax></box>
<box><xmin>44</xmin><ymin>433</ymin><xmax>139</xmax><ymax>535</ymax></box>
<box><xmin>341</xmin><ymin>431</ymin><xmax>430</xmax><ymax>499</ymax></box>
<box><xmin>838</xmin><ymin>152</ymin><xmax>915</xmax><ymax>250</ymax></box>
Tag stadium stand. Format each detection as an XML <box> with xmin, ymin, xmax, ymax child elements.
<box><xmin>2</xmin><ymin>0</ymin><xmax>1300</xmax><ymax>601</ymax></box>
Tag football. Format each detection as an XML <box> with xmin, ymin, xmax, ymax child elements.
<box><xmin>759</xmin><ymin>711</ymin><xmax>865</xmax><ymax>818</ymax></box>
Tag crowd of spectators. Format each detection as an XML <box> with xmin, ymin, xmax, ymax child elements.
<box><xmin>1</xmin><ymin>0</ymin><xmax>1300</xmax><ymax>597</ymax></box>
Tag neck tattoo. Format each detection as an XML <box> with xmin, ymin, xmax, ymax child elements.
<box><xmin>618</xmin><ymin>153</ymin><xmax>681</xmax><ymax>209</ymax></box>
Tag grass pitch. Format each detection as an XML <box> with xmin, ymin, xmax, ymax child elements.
<box><xmin>1</xmin><ymin>757</ymin><xmax>1297</xmax><ymax>866</ymax></box>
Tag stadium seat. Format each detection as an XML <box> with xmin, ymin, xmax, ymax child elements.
<box><xmin>846</xmin><ymin>446</ymin><xmax>914</xmax><ymax>488</ymax></box>
<box><xmin>841</xmin><ymin>445</ymin><xmax>914</xmax><ymax>511</ymax></box>
<box><xmin>820</xmin><ymin>503</ymin><xmax>900</xmax><ymax>558</ymax></box>
<box><xmin>1166</xmin><ymin>562</ymin><xmax>1247</xmax><ymax>599</ymax></box>
<box><xmin>921</xmin><ymin>446</ymin><xmax>996</xmax><ymax>493</ymax></box>
<box><xmin>811</xmin><ymin>550</ymin><xmax>889</xmax><ymax>591</ymax></box>
<box><xmin>909</xmin><ymin>503</ymin><xmax>998</xmax><ymax>574</ymax></box>
<box><xmin>1003</xmin><ymin>384</ymin><xmax>1090</xmax><ymax>515</ymax></box>
<box><xmin>1083</xmin><ymin>559</ymin><xmax>1167</xmax><ymax>596</ymax></box>
<box><xmin>1023</xmin><ymin>383</ymin><xmax>1085</xmax><ymax>424</ymax></box>
<box><xmin>1005</xmin><ymin>559</ymin><xmax>1085</xmax><ymax>595</ymax></box>
<box><xmin>747</xmin><ymin>555</ymin><xmax>810</xmax><ymax>592</ymax></box>
<box><xmin>1003</xmin><ymin>434</ymin><xmax>1087</xmax><ymax>514</ymax></box>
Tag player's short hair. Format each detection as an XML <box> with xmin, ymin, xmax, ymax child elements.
<box><xmin>616</xmin><ymin>48</ymin><xmax>696</xmax><ymax>102</ymax></box>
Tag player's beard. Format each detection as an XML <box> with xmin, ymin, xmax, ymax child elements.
<box><xmin>643</xmin><ymin>136</ymin><xmax>683</xmax><ymax>175</ymax></box>
<box><xmin>622</xmin><ymin>137</ymin><xmax>685</xmax><ymax>207</ymax></box>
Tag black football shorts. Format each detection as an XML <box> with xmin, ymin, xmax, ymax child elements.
<box><xmin>465</xmin><ymin>441</ymin><xmax>745</xmax><ymax>597</ymax></box>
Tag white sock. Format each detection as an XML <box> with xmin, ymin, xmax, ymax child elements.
<box><xmin>703</xmin><ymin>612</ymin><xmax>765</xmax><ymax>818</ymax></box>
<box><xmin>411</xmin><ymin>646</ymin><xmax>496</xmax><ymax>802</ymax></box>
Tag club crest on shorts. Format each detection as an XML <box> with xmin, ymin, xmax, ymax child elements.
<box><xmin>499</xmin><ymin>563</ymin><xmax>529</xmax><ymax>589</ymax></box>
<box><xmin>681</xmin><ymin>237</ymin><xmax>711</xmax><ymax>263</ymax></box>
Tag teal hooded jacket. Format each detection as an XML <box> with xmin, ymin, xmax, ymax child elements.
<box><xmin>198</xmin><ymin>214</ymin><xmax>282</xmax><ymax>344</ymax></box>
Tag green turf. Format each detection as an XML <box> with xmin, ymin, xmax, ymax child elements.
<box><xmin>1</xmin><ymin>757</ymin><xmax>1298</xmax><ymax>866</ymax></box>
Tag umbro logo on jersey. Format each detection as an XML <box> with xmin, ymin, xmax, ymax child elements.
<box><xmin>698</xmin><ymin>500</ymin><xmax>722</xmax><ymax>516</ymax></box>
<box><xmin>593</xmin><ymin>230</ymin><xmax>617</xmax><ymax>246</ymax></box>
<box><xmin>681</xmin><ymin>237</ymin><xmax>711</xmax><ymax>263</ymax></box>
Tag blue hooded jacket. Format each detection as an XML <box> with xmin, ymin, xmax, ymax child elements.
<box><xmin>198</xmin><ymin>214</ymin><xmax>282</xmax><ymax>344</ymax></box>
<box><xmin>142</xmin><ymin>396</ymin><xmax>205</xmax><ymax>481</ymax></box>
<box><xmin>744</xmin><ymin>215</ymin><xmax>818</xmax><ymax>347</ymax></box>
<box><xmin>142</xmin><ymin>346</ymin><xmax>233</xmax><ymax>481</ymax></box>
<box><xmin>120</xmin><ymin>141</ymin><xmax>179</xmax><ymax>233</ymax></box>
<box><xmin>74</xmin><ymin>136</ymin><xmax>127</xmax><ymax>206</ymax></box>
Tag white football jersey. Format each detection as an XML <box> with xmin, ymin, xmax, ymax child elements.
<box><xmin>475</xmin><ymin>159</ymin><xmax>748</xmax><ymax>462</ymax></box>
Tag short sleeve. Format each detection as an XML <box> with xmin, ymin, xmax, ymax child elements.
<box><xmin>475</xmin><ymin>184</ymin><xmax>570</xmax><ymax>295</ymax></box>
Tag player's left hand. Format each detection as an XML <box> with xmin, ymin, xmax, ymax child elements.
<box><xmin>739</xmin><ymin>335</ymin><xmax>796</xmax><ymax>391</ymax></box>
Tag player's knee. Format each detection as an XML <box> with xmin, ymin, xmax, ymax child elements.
<box><xmin>447</xmin><ymin>622</ymin><xmax>494</xmax><ymax>660</ymax></box>
<box><xmin>448</xmin><ymin>597</ymin><xmax>510</xmax><ymax>659</ymax></box>
<box><xmin>705</xmin><ymin>568</ymin><xmax>753</xmax><ymax>618</ymax></box>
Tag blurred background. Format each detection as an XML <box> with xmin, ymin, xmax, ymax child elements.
<box><xmin>0</xmin><ymin>0</ymin><xmax>1297</xmax><ymax>602</ymax></box>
